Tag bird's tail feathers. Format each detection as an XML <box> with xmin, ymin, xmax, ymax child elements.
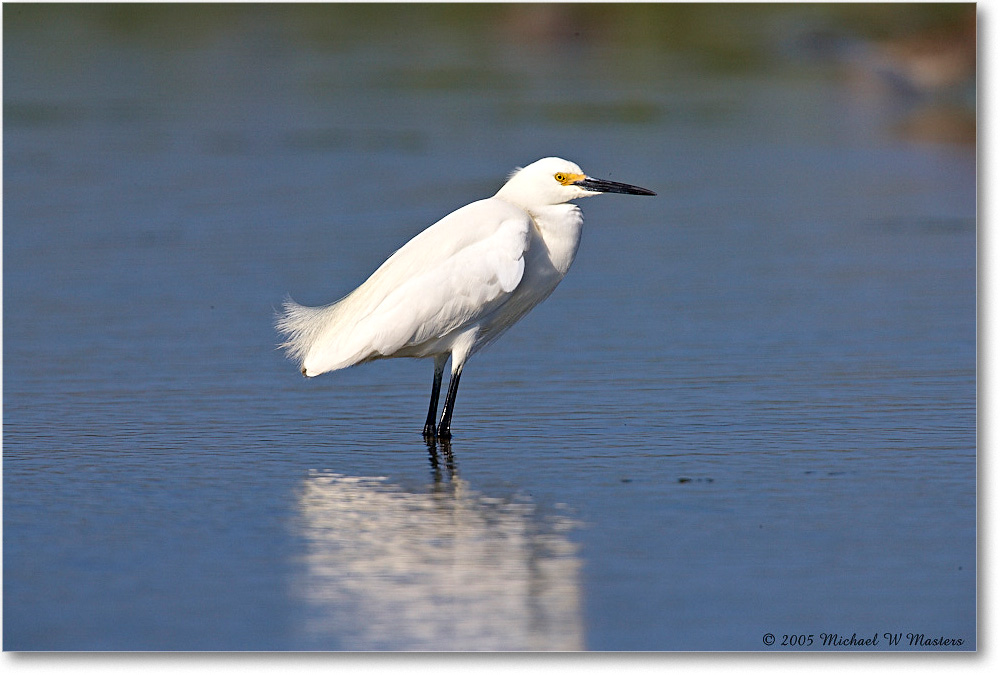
<box><xmin>276</xmin><ymin>297</ymin><xmax>366</xmax><ymax>376</ymax></box>
<box><xmin>275</xmin><ymin>297</ymin><xmax>325</xmax><ymax>364</ymax></box>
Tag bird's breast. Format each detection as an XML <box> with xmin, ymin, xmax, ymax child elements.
<box><xmin>528</xmin><ymin>204</ymin><xmax>584</xmax><ymax>277</ymax></box>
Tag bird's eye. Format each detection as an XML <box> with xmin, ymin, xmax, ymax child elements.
<box><xmin>554</xmin><ymin>173</ymin><xmax>567</xmax><ymax>183</ymax></box>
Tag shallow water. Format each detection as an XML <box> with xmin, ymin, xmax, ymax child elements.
<box><xmin>3</xmin><ymin>5</ymin><xmax>976</xmax><ymax>650</ymax></box>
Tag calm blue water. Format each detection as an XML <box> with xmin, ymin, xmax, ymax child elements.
<box><xmin>3</xmin><ymin>5</ymin><xmax>975</xmax><ymax>650</ymax></box>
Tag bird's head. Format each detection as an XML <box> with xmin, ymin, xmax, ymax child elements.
<box><xmin>495</xmin><ymin>157</ymin><xmax>656</xmax><ymax>208</ymax></box>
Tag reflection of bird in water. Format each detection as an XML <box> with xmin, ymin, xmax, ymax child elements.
<box><xmin>291</xmin><ymin>470</ymin><xmax>583</xmax><ymax>650</ymax></box>
<box><xmin>426</xmin><ymin>438</ymin><xmax>456</xmax><ymax>488</ymax></box>
<box><xmin>277</xmin><ymin>157</ymin><xmax>654</xmax><ymax>439</ymax></box>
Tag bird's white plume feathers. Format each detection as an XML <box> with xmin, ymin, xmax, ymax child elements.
<box><xmin>276</xmin><ymin>296</ymin><xmax>364</xmax><ymax>375</ymax></box>
<box><xmin>276</xmin><ymin>201</ymin><xmax>532</xmax><ymax>377</ymax></box>
<box><xmin>275</xmin><ymin>299</ymin><xmax>325</xmax><ymax>367</ymax></box>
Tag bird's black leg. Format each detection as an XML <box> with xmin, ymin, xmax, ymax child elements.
<box><xmin>423</xmin><ymin>355</ymin><xmax>447</xmax><ymax>439</ymax></box>
<box><xmin>437</xmin><ymin>364</ymin><xmax>463</xmax><ymax>439</ymax></box>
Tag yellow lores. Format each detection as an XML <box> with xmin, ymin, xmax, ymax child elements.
<box><xmin>555</xmin><ymin>171</ymin><xmax>586</xmax><ymax>186</ymax></box>
<box><xmin>277</xmin><ymin>157</ymin><xmax>655</xmax><ymax>439</ymax></box>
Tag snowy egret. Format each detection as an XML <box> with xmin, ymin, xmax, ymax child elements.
<box><xmin>277</xmin><ymin>157</ymin><xmax>655</xmax><ymax>439</ymax></box>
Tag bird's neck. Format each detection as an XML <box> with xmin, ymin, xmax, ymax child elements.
<box><xmin>525</xmin><ymin>203</ymin><xmax>584</xmax><ymax>277</ymax></box>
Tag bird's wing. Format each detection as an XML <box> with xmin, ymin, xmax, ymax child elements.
<box><xmin>287</xmin><ymin>198</ymin><xmax>533</xmax><ymax>375</ymax></box>
<box><xmin>360</xmin><ymin>213</ymin><xmax>532</xmax><ymax>356</ymax></box>
<box><xmin>364</xmin><ymin>198</ymin><xmax>528</xmax><ymax>286</ymax></box>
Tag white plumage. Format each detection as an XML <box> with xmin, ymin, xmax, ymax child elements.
<box><xmin>277</xmin><ymin>157</ymin><xmax>655</xmax><ymax>439</ymax></box>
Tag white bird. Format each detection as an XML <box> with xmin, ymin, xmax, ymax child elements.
<box><xmin>277</xmin><ymin>157</ymin><xmax>655</xmax><ymax>439</ymax></box>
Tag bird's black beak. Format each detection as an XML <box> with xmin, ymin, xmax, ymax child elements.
<box><xmin>574</xmin><ymin>177</ymin><xmax>656</xmax><ymax>196</ymax></box>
